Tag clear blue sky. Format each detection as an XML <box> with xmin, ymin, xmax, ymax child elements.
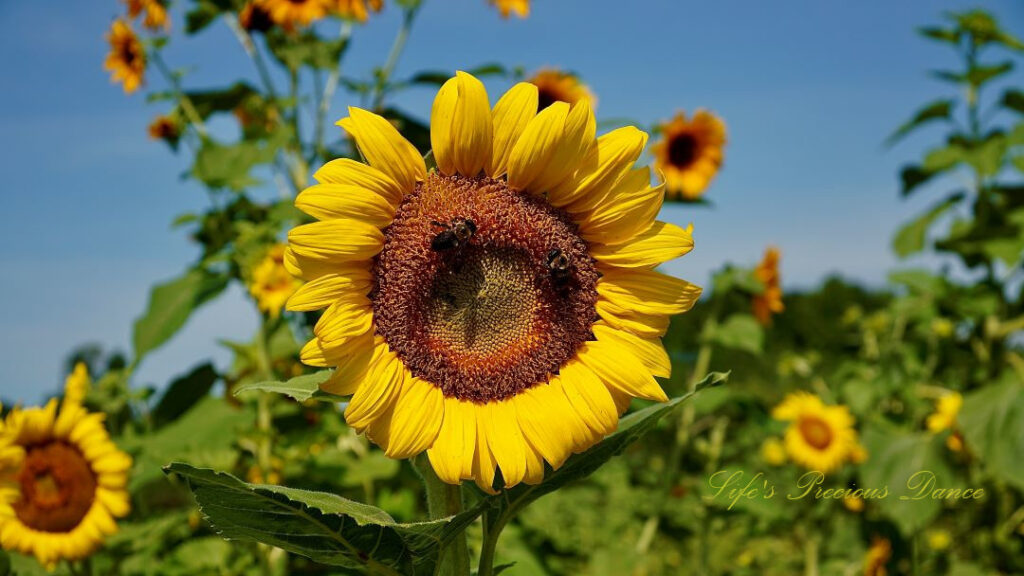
<box><xmin>1</xmin><ymin>0</ymin><xmax>1021</xmax><ymax>401</ymax></box>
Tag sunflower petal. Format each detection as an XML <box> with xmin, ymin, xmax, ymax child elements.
<box><xmin>506</xmin><ymin>101</ymin><xmax>569</xmax><ymax>192</ymax></box>
<box><xmin>313</xmin><ymin>298</ymin><xmax>374</xmax><ymax>345</ymax></box>
<box><xmin>590</xmin><ymin>221</ymin><xmax>694</xmax><ymax>268</ymax></box>
<box><xmin>288</xmin><ymin>219</ymin><xmax>383</xmax><ymax>265</ymax></box>
<box><xmin>487</xmin><ymin>82</ymin><xmax>539</xmax><ymax>178</ymax></box>
<box><xmin>428</xmin><ymin>397</ymin><xmax>477</xmax><ymax>484</ymax></box>
<box><xmin>385</xmin><ymin>378</ymin><xmax>443</xmax><ymax>459</ymax></box>
<box><xmin>598</xmin><ymin>268</ymin><xmax>702</xmax><ymax>316</ymax></box>
<box><xmin>558</xmin><ymin>359</ymin><xmax>619</xmax><ymax>436</ymax></box>
<box><xmin>593</xmin><ymin>323</ymin><xmax>671</xmax><ymax>378</ymax></box>
<box><xmin>313</xmin><ymin>158</ymin><xmax>405</xmax><ymax>204</ymax></box>
<box><xmin>287</xmin><ymin>270</ymin><xmax>372</xmax><ymax>312</ymax></box>
<box><xmin>432</xmin><ymin>72</ymin><xmax>492</xmax><ymax>177</ymax></box>
<box><xmin>552</xmin><ymin>126</ymin><xmax>648</xmax><ymax>208</ymax></box>
<box><xmin>576</xmin><ymin>339</ymin><xmax>668</xmax><ymax>402</ymax></box>
<box><xmin>344</xmin><ymin>342</ymin><xmax>403</xmax><ymax>430</ymax></box>
<box><xmin>296</xmin><ymin>184</ymin><xmax>397</xmax><ymax>226</ymax></box>
<box><xmin>337</xmin><ymin>107</ymin><xmax>425</xmax><ymax>194</ymax></box>
<box><xmin>317</xmin><ymin>332</ymin><xmax>377</xmax><ymax>396</ymax></box>
<box><xmin>577</xmin><ymin>168</ymin><xmax>664</xmax><ymax>245</ymax></box>
<box><xmin>484</xmin><ymin>402</ymin><xmax>527</xmax><ymax>488</ymax></box>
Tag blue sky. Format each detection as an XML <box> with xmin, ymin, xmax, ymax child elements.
<box><xmin>0</xmin><ymin>0</ymin><xmax>1021</xmax><ymax>401</ymax></box>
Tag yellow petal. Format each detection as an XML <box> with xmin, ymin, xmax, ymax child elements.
<box><xmin>514</xmin><ymin>381</ymin><xmax>584</xmax><ymax>468</ymax></box>
<box><xmin>313</xmin><ymin>158</ymin><xmax>405</xmax><ymax>204</ymax></box>
<box><xmin>484</xmin><ymin>402</ymin><xmax>527</xmax><ymax>488</ymax></box>
<box><xmin>344</xmin><ymin>341</ymin><xmax>403</xmax><ymax>430</ymax></box>
<box><xmin>385</xmin><ymin>377</ymin><xmax>443</xmax><ymax>459</ymax></box>
<box><xmin>314</xmin><ymin>298</ymin><xmax>374</xmax><ymax>346</ymax></box>
<box><xmin>428</xmin><ymin>397</ymin><xmax>477</xmax><ymax>484</ymax></box>
<box><xmin>317</xmin><ymin>332</ymin><xmax>376</xmax><ymax>396</ymax></box>
<box><xmin>288</xmin><ymin>219</ymin><xmax>383</xmax><ymax>265</ymax></box>
<box><xmin>523</xmin><ymin>444</ymin><xmax>545</xmax><ymax>485</ymax></box>
<box><xmin>558</xmin><ymin>359</ymin><xmax>620</xmax><ymax>436</ymax></box>
<box><xmin>596</xmin><ymin>295</ymin><xmax>672</xmax><ymax>338</ymax></box>
<box><xmin>337</xmin><ymin>107</ymin><xmax>425</xmax><ymax>194</ymax></box>
<box><xmin>506</xmin><ymin>102</ymin><xmax>569</xmax><ymax>191</ymax></box>
<box><xmin>576</xmin><ymin>339</ymin><xmax>668</xmax><ymax>402</ymax></box>
<box><xmin>287</xmin><ymin>269</ymin><xmax>372</xmax><ymax>312</ymax></box>
<box><xmin>577</xmin><ymin>168</ymin><xmax>664</xmax><ymax>246</ymax></box>
<box><xmin>473</xmin><ymin>411</ymin><xmax>498</xmax><ymax>493</ymax></box>
<box><xmin>531</xmin><ymin>99</ymin><xmax>596</xmax><ymax>194</ymax></box>
<box><xmin>589</xmin><ymin>221</ymin><xmax>694</xmax><ymax>268</ymax></box>
<box><xmin>431</xmin><ymin>72</ymin><xmax>492</xmax><ymax>177</ymax></box>
<box><xmin>487</xmin><ymin>82</ymin><xmax>538</xmax><ymax>178</ymax></box>
<box><xmin>598</xmin><ymin>268</ymin><xmax>702</xmax><ymax>316</ymax></box>
<box><xmin>593</xmin><ymin>323</ymin><xmax>671</xmax><ymax>379</ymax></box>
<box><xmin>552</xmin><ymin>126</ymin><xmax>647</xmax><ymax>208</ymax></box>
<box><xmin>295</xmin><ymin>184</ymin><xmax>397</xmax><ymax>226</ymax></box>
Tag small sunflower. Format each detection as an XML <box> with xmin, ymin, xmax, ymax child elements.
<box><xmin>103</xmin><ymin>19</ymin><xmax>145</xmax><ymax>94</ymax></box>
<box><xmin>125</xmin><ymin>0</ymin><xmax>169</xmax><ymax>31</ymax></box>
<box><xmin>239</xmin><ymin>2</ymin><xmax>275</xmax><ymax>33</ymax></box>
<box><xmin>771</xmin><ymin>392</ymin><xmax>863</xmax><ymax>473</ymax></box>
<box><xmin>249</xmin><ymin>244</ymin><xmax>301</xmax><ymax>318</ymax></box>
<box><xmin>0</xmin><ymin>368</ymin><xmax>131</xmax><ymax>568</ymax></box>
<box><xmin>843</xmin><ymin>494</ymin><xmax>864</xmax><ymax>513</ymax></box>
<box><xmin>652</xmin><ymin>110</ymin><xmax>726</xmax><ymax>201</ymax></box>
<box><xmin>258</xmin><ymin>0</ymin><xmax>328</xmax><ymax>28</ymax></box>
<box><xmin>760</xmin><ymin>437</ymin><xmax>786</xmax><ymax>466</ymax></box>
<box><xmin>864</xmin><ymin>537</ymin><xmax>892</xmax><ymax>576</ymax></box>
<box><xmin>752</xmin><ymin>247</ymin><xmax>784</xmax><ymax>325</ymax></box>
<box><xmin>926</xmin><ymin>391</ymin><xmax>963</xmax><ymax>452</ymax></box>
<box><xmin>147</xmin><ymin>114</ymin><xmax>181</xmax><ymax>145</ymax></box>
<box><xmin>528</xmin><ymin>68</ymin><xmax>594</xmax><ymax>111</ymax></box>
<box><xmin>330</xmin><ymin>0</ymin><xmax>383</xmax><ymax>22</ymax></box>
<box><xmin>490</xmin><ymin>0</ymin><xmax>529</xmax><ymax>19</ymax></box>
<box><xmin>287</xmin><ymin>71</ymin><xmax>700</xmax><ymax>492</ymax></box>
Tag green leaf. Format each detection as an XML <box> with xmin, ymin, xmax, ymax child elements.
<box><xmin>265</xmin><ymin>30</ymin><xmax>349</xmax><ymax>71</ymax></box>
<box><xmin>132</xmin><ymin>268</ymin><xmax>229</xmax><ymax>363</ymax></box>
<box><xmin>185</xmin><ymin>0</ymin><xmax>234</xmax><ymax>35</ymax></box>
<box><xmin>967</xmin><ymin>61</ymin><xmax>1014</xmax><ymax>86</ymax></box>
<box><xmin>191</xmin><ymin>138</ymin><xmax>279</xmax><ymax>191</ymax></box>
<box><xmin>183</xmin><ymin>83</ymin><xmax>260</xmax><ymax>120</ymax></box>
<box><xmin>886</xmin><ymin>99</ymin><xmax>954</xmax><ymax>145</ymax></box>
<box><xmin>1001</xmin><ymin>88</ymin><xmax>1024</xmax><ymax>114</ymax></box>
<box><xmin>695</xmin><ymin>371</ymin><xmax>731</xmax><ymax>392</ymax></box>
<box><xmin>922</xmin><ymin>144</ymin><xmax>965</xmax><ymax>172</ymax></box>
<box><xmin>165</xmin><ymin>464</ymin><xmax>485</xmax><ymax>575</ymax></box>
<box><xmin>918</xmin><ymin>26</ymin><xmax>960</xmax><ymax>44</ymax></box>
<box><xmin>892</xmin><ymin>193</ymin><xmax>964</xmax><ymax>258</ymax></box>
<box><xmin>233</xmin><ymin>371</ymin><xmax>342</xmax><ymax>403</ymax></box>
<box><xmin>959</xmin><ymin>376</ymin><xmax>1024</xmax><ymax>491</ymax></box>
<box><xmin>152</xmin><ymin>362</ymin><xmax>219</xmax><ymax>427</ymax></box>
<box><xmin>709</xmin><ymin>314</ymin><xmax>764</xmax><ymax>354</ymax></box>
<box><xmin>899</xmin><ymin>164</ymin><xmax>937</xmax><ymax>197</ymax></box>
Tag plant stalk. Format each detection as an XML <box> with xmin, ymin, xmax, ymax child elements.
<box><xmin>412</xmin><ymin>455</ymin><xmax>470</xmax><ymax>576</ymax></box>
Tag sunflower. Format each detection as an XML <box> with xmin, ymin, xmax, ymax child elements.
<box><xmin>249</xmin><ymin>244</ymin><xmax>301</xmax><ymax>318</ymax></box>
<box><xmin>652</xmin><ymin>110</ymin><xmax>726</xmax><ymax>201</ymax></box>
<box><xmin>760</xmin><ymin>437</ymin><xmax>786</xmax><ymax>466</ymax></box>
<box><xmin>490</xmin><ymin>0</ymin><xmax>529</xmax><ymax>19</ymax></box>
<box><xmin>752</xmin><ymin>247</ymin><xmax>784</xmax><ymax>325</ymax></box>
<box><xmin>0</xmin><ymin>367</ymin><xmax>131</xmax><ymax>568</ymax></box>
<box><xmin>258</xmin><ymin>0</ymin><xmax>328</xmax><ymax>27</ymax></box>
<box><xmin>103</xmin><ymin>20</ymin><xmax>145</xmax><ymax>94</ymax></box>
<box><xmin>286</xmin><ymin>71</ymin><xmax>699</xmax><ymax>492</ymax></box>
<box><xmin>864</xmin><ymin>537</ymin><xmax>892</xmax><ymax>576</ymax></box>
<box><xmin>926</xmin><ymin>391</ymin><xmax>963</xmax><ymax>452</ymax></box>
<box><xmin>330</xmin><ymin>0</ymin><xmax>383</xmax><ymax>22</ymax></box>
<box><xmin>147</xmin><ymin>114</ymin><xmax>181</xmax><ymax>145</ymax></box>
<box><xmin>528</xmin><ymin>68</ymin><xmax>594</xmax><ymax>111</ymax></box>
<box><xmin>771</xmin><ymin>392</ymin><xmax>863</xmax><ymax>473</ymax></box>
<box><xmin>125</xmin><ymin>0</ymin><xmax>169</xmax><ymax>31</ymax></box>
<box><xmin>239</xmin><ymin>2</ymin><xmax>275</xmax><ymax>33</ymax></box>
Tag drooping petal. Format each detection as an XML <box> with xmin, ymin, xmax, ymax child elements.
<box><xmin>484</xmin><ymin>401</ymin><xmax>527</xmax><ymax>488</ymax></box>
<box><xmin>596</xmin><ymin>297</ymin><xmax>672</xmax><ymax>338</ymax></box>
<box><xmin>589</xmin><ymin>222</ymin><xmax>694</xmax><ymax>268</ymax></box>
<box><xmin>593</xmin><ymin>323</ymin><xmax>671</xmax><ymax>379</ymax></box>
<box><xmin>295</xmin><ymin>184</ymin><xmax>397</xmax><ymax>226</ymax></box>
<box><xmin>337</xmin><ymin>107</ymin><xmax>426</xmax><ymax>194</ymax></box>
<box><xmin>316</xmin><ymin>332</ymin><xmax>377</xmax><ymax>396</ymax></box>
<box><xmin>487</xmin><ymin>82</ymin><xmax>539</xmax><ymax>178</ymax></box>
<box><xmin>558</xmin><ymin>359</ymin><xmax>619</xmax><ymax>437</ymax></box>
<box><xmin>576</xmin><ymin>339</ymin><xmax>668</xmax><ymax>402</ymax></box>
<box><xmin>473</xmin><ymin>412</ymin><xmax>499</xmax><ymax>493</ymax></box>
<box><xmin>385</xmin><ymin>377</ymin><xmax>443</xmax><ymax>459</ymax></box>
<box><xmin>313</xmin><ymin>298</ymin><xmax>374</xmax><ymax>346</ymax></box>
<box><xmin>428</xmin><ymin>397</ymin><xmax>477</xmax><ymax>484</ymax></box>
<box><xmin>345</xmin><ymin>341</ymin><xmax>404</xmax><ymax>430</ymax></box>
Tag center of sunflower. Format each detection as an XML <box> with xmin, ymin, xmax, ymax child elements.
<box><xmin>798</xmin><ymin>416</ymin><xmax>834</xmax><ymax>451</ymax></box>
<box><xmin>372</xmin><ymin>173</ymin><xmax>599</xmax><ymax>403</ymax></box>
<box><xmin>668</xmin><ymin>134</ymin><xmax>698</xmax><ymax>168</ymax></box>
<box><xmin>13</xmin><ymin>442</ymin><xmax>97</xmax><ymax>533</ymax></box>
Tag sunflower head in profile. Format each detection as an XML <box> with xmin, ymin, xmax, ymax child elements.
<box><xmin>490</xmin><ymin>0</ymin><xmax>530</xmax><ymax>19</ymax></box>
<box><xmin>258</xmin><ymin>0</ymin><xmax>328</xmax><ymax>28</ymax></box>
<box><xmin>331</xmin><ymin>0</ymin><xmax>383</xmax><ymax>22</ymax></box>
<box><xmin>147</xmin><ymin>114</ymin><xmax>182</xmax><ymax>145</ymax></box>
<box><xmin>103</xmin><ymin>19</ymin><xmax>146</xmax><ymax>94</ymax></box>
<box><xmin>752</xmin><ymin>247</ymin><xmax>784</xmax><ymax>325</ymax></box>
<box><xmin>125</xmin><ymin>0</ymin><xmax>170</xmax><ymax>32</ymax></box>
<box><xmin>0</xmin><ymin>367</ymin><xmax>131</xmax><ymax>568</ymax></box>
<box><xmin>286</xmin><ymin>71</ymin><xmax>700</xmax><ymax>492</ymax></box>
<box><xmin>249</xmin><ymin>244</ymin><xmax>301</xmax><ymax>319</ymax></box>
<box><xmin>771</xmin><ymin>391</ymin><xmax>863</xmax><ymax>473</ymax></box>
<box><xmin>652</xmin><ymin>110</ymin><xmax>726</xmax><ymax>201</ymax></box>
<box><xmin>527</xmin><ymin>68</ymin><xmax>595</xmax><ymax>112</ymax></box>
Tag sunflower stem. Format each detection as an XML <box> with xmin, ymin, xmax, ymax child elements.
<box><xmin>412</xmin><ymin>455</ymin><xmax>470</xmax><ymax>576</ymax></box>
<box><xmin>370</xmin><ymin>2</ymin><xmax>420</xmax><ymax>110</ymax></box>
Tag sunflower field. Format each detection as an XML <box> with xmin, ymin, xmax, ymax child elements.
<box><xmin>1</xmin><ymin>1</ymin><xmax>1023</xmax><ymax>575</ymax></box>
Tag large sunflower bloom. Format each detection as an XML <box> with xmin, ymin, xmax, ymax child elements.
<box><xmin>249</xmin><ymin>244</ymin><xmax>302</xmax><ymax>318</ymax></box>
<box><xmin>103</xmin><ymin>20</ymin><xmax>145</xmax><ymax>94</ymax></box>
<box><xmin>286</xmin><ymin>71</ymin><xmax>700</xmax><ymax>492</ymax></box>
<box><xmin>528</xmin><ymin>68</ymin><xmax>595</xmax><ymax>111</ymax></box>
<box><xmin>652</xmin><ymin>110</ymin><xmax>726</xmax><ymax>201</ymax></box>
<box><xmin>0</xmin><ymin>367</ymin><xmax>131</xmax><ymax>568</ymax></box>
<box><xmin>258</xmin><ymin>0</ymin><xmax>328</xmax><ymax>27</ymax></box>
<box><xmin>771</xmin><ymin>392</ymin><xmax>863</xmax><ymax>474</ymax></box>
<box><xmin>752</xmin><ymin>247</ymin><xmax>784</xmax><ymax>325</ymax></box>
<box><xmin>490</xmin><ymin>0</ymin><xmax>529</xmax><ymax>19</ymax></box>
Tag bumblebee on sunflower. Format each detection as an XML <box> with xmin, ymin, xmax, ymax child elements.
<box><xmin>286</xmin><ymin>71</ymin><xmax>701</xmax><ymax>492</ymax></box>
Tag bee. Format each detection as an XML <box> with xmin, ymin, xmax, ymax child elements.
<box><xmin>431</xmin><ymin>218</ymin><xmax>477</xmax><ymax>252</ymax></box>
<box><xmin>547</xmin><ymin>248</ymin><xmax>571</xmax><ymax>283</ymax></box>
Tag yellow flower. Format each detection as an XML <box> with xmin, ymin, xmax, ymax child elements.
<box><xmin>528</xmin><ymin>69</ymin><xmax>595</xmax><ymax>111</ymax></box>
<box><xmin>772</xmin><ymin>392</ymin><xmax>863</xmax><ymax>473</ymax></box>
<box><xmin>864</xmin><ymin>537</ymin><xmax>892</xmax><ymax>576</ymax></box>
<box><xmin>148</xmin><ymin>114</ymin><xmax>181</xmax><ymax>144</ymax></box>
<box><xmin>287</xmin><ymin>71</ymin><xmax>700</xmax><ymax>492</ymax></box>
<box><xmin>843</xmin><ymin>494</ymin><xmax>864</xmax><ymax>513</ymax></box>
<box><xmin>0</xmin><ymin>377</ymin><xmax>131</xmax><ymax>568</ymax></box>
<box><xmin>125</xmin><ymin>0</ymin><xmax>169</xmax><ymax>31</ymax></box>
<box><xmin>926</xmin><ymin>529</ymin><xmax>951</xmax><ymax>551</ymax></box>
<box><xmin>652</xmin><ymin>110</ymin><xmax>726</xmax><ymax>201</ymax></box>
<box><xmin>330</xmin><ymin>0</ymin><xmax>383</xmax><ymax>22</ymax></box>
<box><xmin>103</xmin><ymin>19</ymin><xmax>145</xmax><ymax>94</ymax></box>
<box><xmin>63</xmin><ymin>363</ymin><xmax>90</xmax><ymax>407</ymax></box>
<box><xmin>239</xmin><ymin>2</ymin><xmax>275</xmax><ymax>33</ymax></box>
<box><xmin>926</xmin><ymin>392</ymin><xmax>962</xmax><ymax>434</ymax></box>
<box><xmin>490</xmin><ymin>0</ymin><xmax>529</xmax><ymax>19</ymax></box>
<box><xmin>930</xmin><ymin>318</ymin><xmax>954</xmax><ymax>339</ymax></box>
<box><xmin>249</xmin><ymin>245</ymin><xmax>301</xmax><ymax>318</ymax></box>
<box><xmin>752</xmin><ymin>247</ymin><xmax>784</xmax><ymax>326</ymax></box>
<box><xmin>760</xmin><ymin>437</ymin><xmax>786</xmax><ymax>466</ymax></box>
<box><xmin>258</xmin><ymin>0</ymin><xmax>328</xmax><ymax>27</ymax></box>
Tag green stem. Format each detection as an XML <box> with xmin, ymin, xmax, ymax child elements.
<box><xmin>477</xmin><ymin>512</ymin><xmax>508</xmax><ymax>576</ymax></box>
<box><xmin>412</xmin><ymin>455</ymin><xmax>470</xmax><ymax>576</ymax></box>
<box><xmin>803</xmin><ymin>533</ymin><xmax>819</xmax><ymax>576</ymax></box>
<box><xmin>371</xmin><ymin>4</ymin><xmax>420</xmax><ymax>110</ymax></box>
<box><xmin>150</xmin><ymin>51</ymin><xmax>207</xmax><ymax>137</ymax></box>
<box><xmin>314</xmin><ymin>21</ymin><xmax>353</xmax><ymax>163</ymax></box>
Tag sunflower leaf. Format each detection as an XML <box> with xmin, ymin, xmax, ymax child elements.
<box><xmin>132</xmin><ymin>267</ymin><xmax>230</xmax><ymax>364</ymax></box>
<box><xmin>233</xmin><ymin>371</ymin><xmax>339</xmax><ymax>402</ymax></box>
<box><xmin>164</xmin><ymin>464</ymin><xmax>486</xmax><ymax>575</ymax></box>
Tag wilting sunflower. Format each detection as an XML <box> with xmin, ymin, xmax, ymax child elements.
<box><xmin>771</xmin><ymin>392</ymin><xmax>863</xmax><ymax>473</ymax></box>
<box><xmin>528</xmin><ymin>68</ymin><xmax>594</xmax><ymax>111</ymax></box>
<box><xmin>0</xmin><ymin>367</ymin><xmax>131</xmax><ymax>568</ymax></box>
<box><xmin>286</xmin><ymin>71</ymin><xmax>699</xmax><ymax>491</ymax></box>
<box><xmin>331</xmin><ymin>0</ymin><xmax>383</xmax><ymax>21</ymax></box>
<box><xmin>652</xmin><ymin>110</ymin><xmax>726</xmax><ymax>201</ymax></box>
<box><xmin>249</xmin><ymin>244</ymin><xmax>301</xmax><ymax>318</ymax></box>
<box><xmin>103</xmin><ymin>20</ymin><xmax>145</xmax><ymax>94</ymax></box>
<box><xmin>125</xmin><ymin>0</ymin><xmax>169</xmax><ymax>31</ymax></box>
<box><xmin>490</xmin><ymin>0</ymin><xmax>529</xmax><ymax>19</ymax></box>
<box><xmin>752</xmin><ymin>247</ymin><xmax>784</xmax><ymax>325</ymax></box>
<box><xmin>258</xmin><ymin>0</ymin><xmax>328</xmax><ymax>27</ymax></box>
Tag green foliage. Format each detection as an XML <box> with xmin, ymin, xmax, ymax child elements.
<box><xmin>132</xmin><ymin>267</ymin><xmax>230</xmax><ymax>364</ymax></box>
